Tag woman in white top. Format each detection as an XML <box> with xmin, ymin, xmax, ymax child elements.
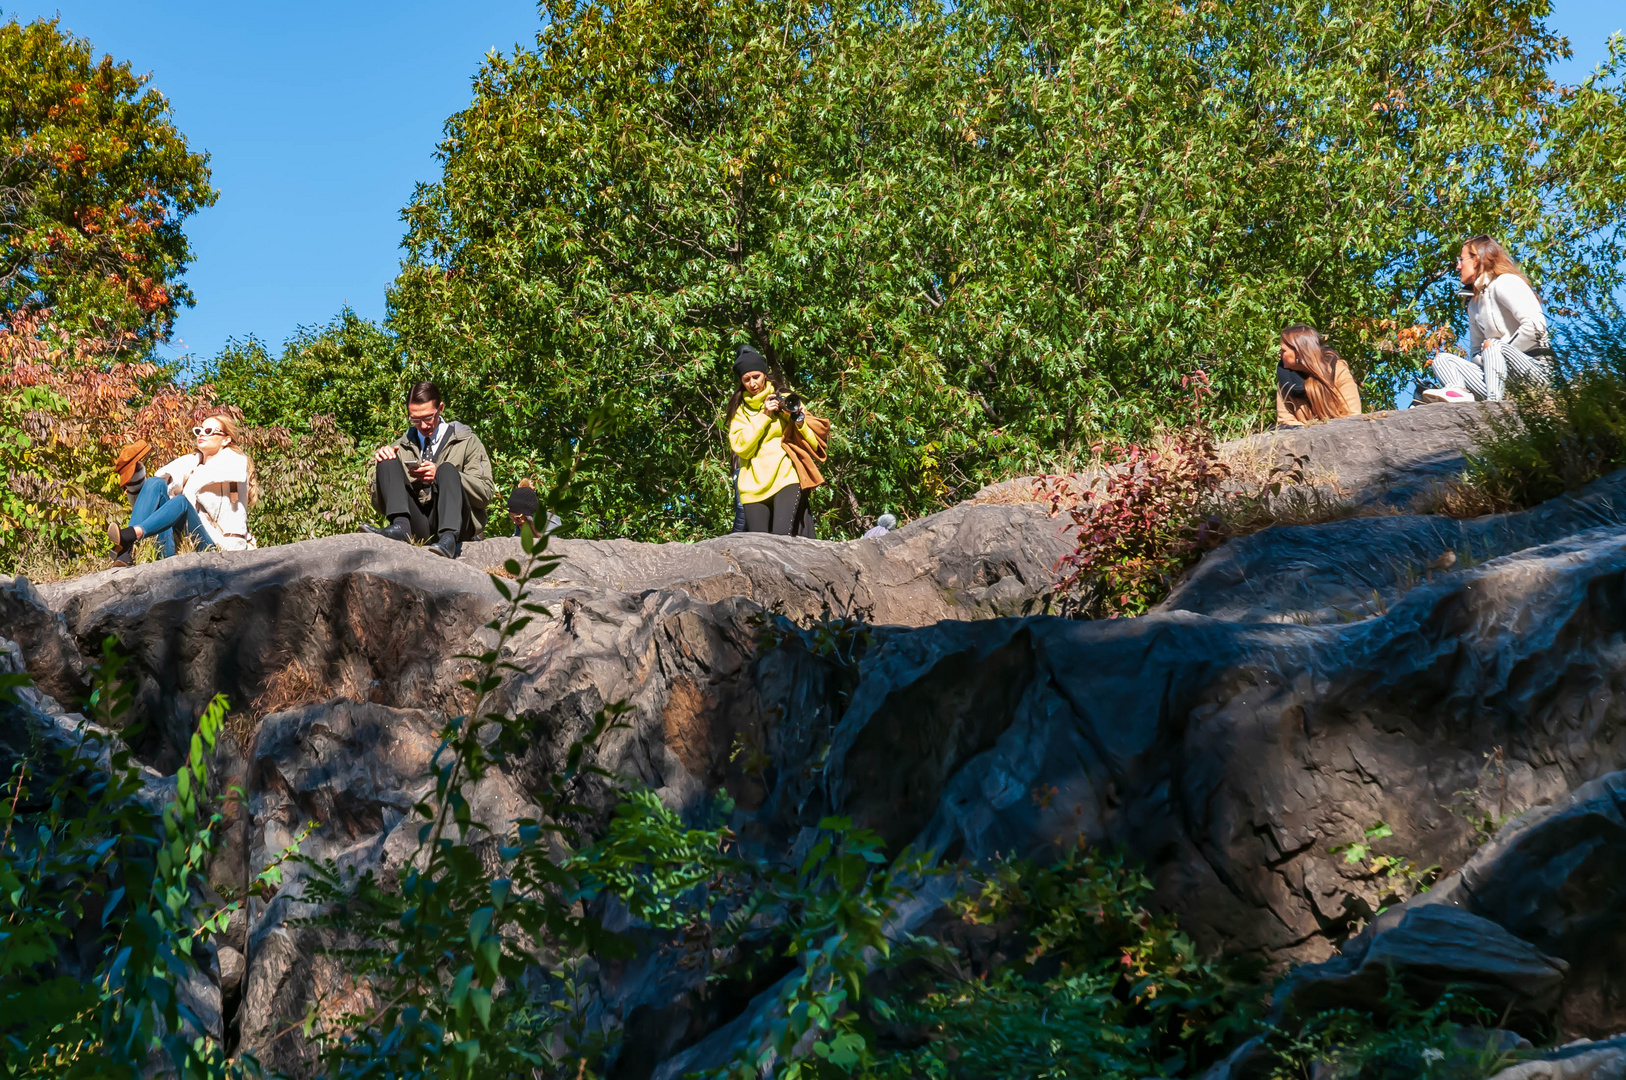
<box><xmin>107</xmin><ymin>414</ymin><xmax>257</xmax><ymax>560</ymax></box>
<box><xmin>1426</xmin><ymin>236</ymin><xmax>1554</xmax><ymax>402</ymax></box>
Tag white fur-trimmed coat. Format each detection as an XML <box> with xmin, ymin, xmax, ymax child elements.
<box><xmin>156</xmin><ymin>447</ymin><xmax>257</xmax><ymax>551</ymax></box>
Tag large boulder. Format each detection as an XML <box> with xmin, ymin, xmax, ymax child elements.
<box><xmin>820</xmin><ymin>520</ymin><xmax>1626</xmax><ymax>966</ymax></box>
<box><xmin>967</xmin><ymin>401</ymin><xmax>1501</xmax><ymax>510</ymax></box>
<box><xmin>1272</xmin><ymin>904</ymin><xmax>1569</xmax><ymax>1022</ymax></box>
<box><xmin>12</xmin><ymin>404</ymin><xmax>1626</xmax><ymax>1069</ymax></box>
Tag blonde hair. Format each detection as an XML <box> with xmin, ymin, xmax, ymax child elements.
<box><xmin>1462</xmin><ymin>236</ymin><xmax>1529</xmax><ymax>300</ymax></box>
<box><xmin>202</xmin><ymin>413</ymin><xmax>258</xmax><ymax>505</ymax></box>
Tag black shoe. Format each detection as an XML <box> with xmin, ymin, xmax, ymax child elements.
<box><xmin>107</xmin><ymin>522</ymin><xmax>137</xmax><ymax>555</ymax></box>
<box><xmin>362</xmin><ymin>520</ymin><xmax>412</xmax><ymax>544</ymax></box>
<box><xmin>110</xmin><ymin>548</ymin><xmax>133</xmax><ymax>568</ymax></box>
<box><xmin>426</xmin><ymin>531</ymin><xmax>459</xmax><ymax>559</ymax></box>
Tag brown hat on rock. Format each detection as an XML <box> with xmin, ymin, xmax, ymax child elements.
<box><xmin>113</xmin><ymin>441</ymin><xmax>150</xmax><ymax>485</ymax></box>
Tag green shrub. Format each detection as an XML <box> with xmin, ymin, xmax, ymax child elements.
<box><xmin>0</xmin><ymin>384</ymin><xmax>113</xmax><ymax>571</ymax></box>
<box><xmin>865</xmin><ymin>848</ymin><xmax>1258</xmax><ymax>1080</ymax></box>
<box><xmin>244</xmin><ymin>416</ymin><xmax>378</xmax><ymax>546</ymax></box>
<box><xmin>1261</xmin><ymin>982</ymin><xmax>1512</xmax><ymax>1080</ymax></box>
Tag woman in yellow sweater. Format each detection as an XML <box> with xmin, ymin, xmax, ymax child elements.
<box><xmin>727</xmin><ymin>346</ymin><xmax>823</xmax><ymax>534</ymax></box>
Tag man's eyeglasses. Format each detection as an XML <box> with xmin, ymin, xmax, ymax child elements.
<box><xmin>409</xmin><ymin>412</ymin><xmax>441</xmax><ymax>429</ymax></box>
<box><xmin>192</xmin><ymin>425</ymin><xmax>225</xmax><ymax>438</ymax></box>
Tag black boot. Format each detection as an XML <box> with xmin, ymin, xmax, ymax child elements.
<box><xmin>107</xmin><ymin>522</ymin><xmax>137</xmax><ymax>555</ymax></box>
<box><xmin>361</xmin><ymin>518</ymin><xmax>412</xmax><ymax>544</ymax></box>
<box><xmin>426</xmin><ymin>530</ymin><xmax>459</xmax><ymax>559</ymax></box>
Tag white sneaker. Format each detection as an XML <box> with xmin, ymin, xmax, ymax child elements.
<box><xmin>1419</xmin><ymin>387</ymin><xmax>1476</xmax><ymax>404</ymax></box>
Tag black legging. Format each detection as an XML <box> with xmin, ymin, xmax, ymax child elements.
<box><xmin>741</xmin><ymin>484</ymin><xmax>802</xmax><ymax>535</ymax></box>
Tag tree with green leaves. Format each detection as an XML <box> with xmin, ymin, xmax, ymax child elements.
<box><xmin>204</xmin><ymin>307</ymin><xmax>405</xmax><ymax>450</ymax></box>
<box><xmin>388</xmin><ymin>0</ymin><xmax>1626</xmax><ymax>541</ymax></box>
<box><xmin>0</xmin><ymin>17</ymin><xmax>216</xmax><ymax>349</ymax></box>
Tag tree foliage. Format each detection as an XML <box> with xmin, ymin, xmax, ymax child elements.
<box><xmin>0</xmin><ymin>17</ymin><xmax>215</xmax><ymax>348</ymax></box>
<box><xmin>204</xmin><ymin>309</ymin><xmax>405</xmax><ymax>451</ymax></box>
<box><xmin>388</xmin><ymin>0</ymin><xmax>1626</xmax><ymax>540</ymax></box>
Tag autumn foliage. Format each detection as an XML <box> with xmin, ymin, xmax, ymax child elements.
<box><xmin>1040</xmin><ymin>374</ymin><xmax>1231</xmax><ymax>618</ymax></box>
<box><xmin>0</xmin><ymin>17</ymin><xmax>215</xmax><ymax>346</ymax></box>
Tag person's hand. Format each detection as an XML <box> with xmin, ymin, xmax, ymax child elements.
<box><xmin>414</xmin><ymin>461</ymin><xmax>438</xmax><ymax>484</ymax></box>
<box><xmin>375</xmin><ymin>445</ymin><xmax>398</xmax><ymax>463</ymax></box>
<box><xmin>764</xmin><ymin>395</ymin><xmax>782</xmax><ymax>414</ymax></box>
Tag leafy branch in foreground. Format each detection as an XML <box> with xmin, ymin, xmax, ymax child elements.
<box><xmin>0</xmin><ymin>637</ymin><xmax>246</xmax><ymax>1078</ymax></box>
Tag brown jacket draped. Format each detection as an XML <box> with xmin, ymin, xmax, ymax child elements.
<box><xmin>781</xmin><ymin>414</ymin><xmax>831</xmax><ymax>489</ymax></box>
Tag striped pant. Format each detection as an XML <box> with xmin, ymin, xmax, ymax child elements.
<box><xmin>1432</xmin><ymin>342</ymin><xmax>1552</xmax><ymax>401</ymax></box>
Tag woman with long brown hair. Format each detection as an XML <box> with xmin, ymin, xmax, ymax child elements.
<box><xmin>1275</xmin><ymin>324</ymin><xmax>1362</xmax><ymax>426</ymax></box>
<box><xmin>107</xmin><ymin>413</ymin><xmax>257</xmax><ymax>561</ymax></box>
<box><xmin>1424</xmin><ymin>236</ymin><xmax>1553</xmax><ymax>402</ymax></box>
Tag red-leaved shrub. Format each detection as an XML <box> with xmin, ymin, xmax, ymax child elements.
<box><xmin>1039</xmin><ymin>373</ymin><xmax>1230</xmax><ymax>618</ymax></box>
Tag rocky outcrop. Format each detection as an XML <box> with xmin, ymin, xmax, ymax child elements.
<box><xmin>7</xmin><ymin>404</ymin><xmax>1626</xmax><ymax>1073</ymax></box>
<box><xmin>1159</xmin><ymin>467</ymin><xmax>1626</xmax><ymax>623</ymax></box>
<box><xmin>968</xmin><ymin>400</ymin><xmax>1502</xmax><ymax>510</ymax></box>
<box><xmin>820</xmin><ymin>519</ymin><xmax>1626</xmax><ymax>968</ymax></box>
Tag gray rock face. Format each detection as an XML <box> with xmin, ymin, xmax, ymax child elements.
<box><xmin>464</xmin><ymin>499</ymin><xmax>1070</xmax><ymax>625</ymax></box>
<box><xmin>7</xmin><ymin>405</ymin><xmax>1626</xmax><ymax>1071</ymax></box>
<box><xmin>821</xmin><ymin>521</ymin><xmax>1626</xmax><ymax>967</ymax></box>
<box><xmin>967</xmin><ymin>401</ymin><xmax>1502</xmax><ymax>510</ymax></box>
<box><xmin>1160</xmin><ymin>467</ymin><xmax>1626</xmax><ymax>623</ymax></box>
<box><xmin>1223</xmin><ymin>402</ymin><xmax>1507</xmax><ymax>509</ymax></box>
<box><xmin>1273</xmin><ymin>904</ymin><xmax>1569</xmax><ymax>1022</ymax></box>
<box><xmin>1490</xmin><ymin>1040</ymin><xmax>1626</xmax><ymax>1080</ymax></box>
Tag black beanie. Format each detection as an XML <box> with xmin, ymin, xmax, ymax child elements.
<box><xmin>506</xmin><ymin>485</ymin><xmax>540</xmax><ymax>517</ymax></box>
<box><xmin>733</xmin><ymin>345</ymin><xmax>769</xmax><ymax>379</ymax></box>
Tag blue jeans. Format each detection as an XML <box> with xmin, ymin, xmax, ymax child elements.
<box><xmin>129</xmin><ymin>478</ymin><xmax>215</xmax><ymax>555</ymax></box>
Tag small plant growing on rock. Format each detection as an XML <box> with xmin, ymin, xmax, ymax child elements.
<box><xmin>1330</xmin><ymin>821</ymin><xmax>1440</xmax><ymax>920</ymax></box>
<box><xmin>1447</xmin><ymin>747</ymin><xmax>1516</xmax><ymax>847</ymax></box>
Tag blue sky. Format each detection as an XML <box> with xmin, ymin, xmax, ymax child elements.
<box><xmin>4</xmin><ymin>1</ymin><xmax>1624</xmax><ymax>366</ymax></box>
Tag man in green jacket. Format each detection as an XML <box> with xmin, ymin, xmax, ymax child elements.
<box><xmin>361</xmin><ymin>380</ymin><xmax>495</xmax><ymax>558</ymax></box>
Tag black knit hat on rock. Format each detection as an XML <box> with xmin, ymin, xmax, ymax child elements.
<box><xmin>506</xmin><ymin>486</ymin><xmax>540</xmax><ymax>517</ymax></box>
<box><xmin>733</xmin><ymin>345</ymin><xmax>769</xmax><ymax>379</ymax></box>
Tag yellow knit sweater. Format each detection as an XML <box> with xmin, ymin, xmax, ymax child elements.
<box><xmin>729</xmin><ymin>383</ymin><xmax>809</xmax><ymax>503</ymax></box>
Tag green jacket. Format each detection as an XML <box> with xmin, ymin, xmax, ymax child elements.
<box><xmin>369</xmin><ymin>420</ymin><xmax>496</xmax><ymax>540</ymax></box>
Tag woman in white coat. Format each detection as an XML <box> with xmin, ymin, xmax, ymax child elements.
<box><xmin>1425</xmin><ymin>236</ymin><xmax>1555</xmax><ymax>402</ymax></box>
<box><xmin>108</xmin><ymin>414</ymin><xmax>257</xmax><ymax>560</ymax></box>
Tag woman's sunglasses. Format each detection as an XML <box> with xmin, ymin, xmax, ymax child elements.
<box><xmin>193</xmin><ymin>425</ymin><xmax>225</xmax><ymax>438</ymax></box>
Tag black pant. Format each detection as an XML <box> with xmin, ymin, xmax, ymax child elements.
<box><xmin>741</xmin><ymin>484</ymin><xmax>803</xmax><ymax>535</ymax></box>
<box><xmin>375</xmin><ymin>459</ymin><xmax>464</xmax><ymax>540</ymax></box>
